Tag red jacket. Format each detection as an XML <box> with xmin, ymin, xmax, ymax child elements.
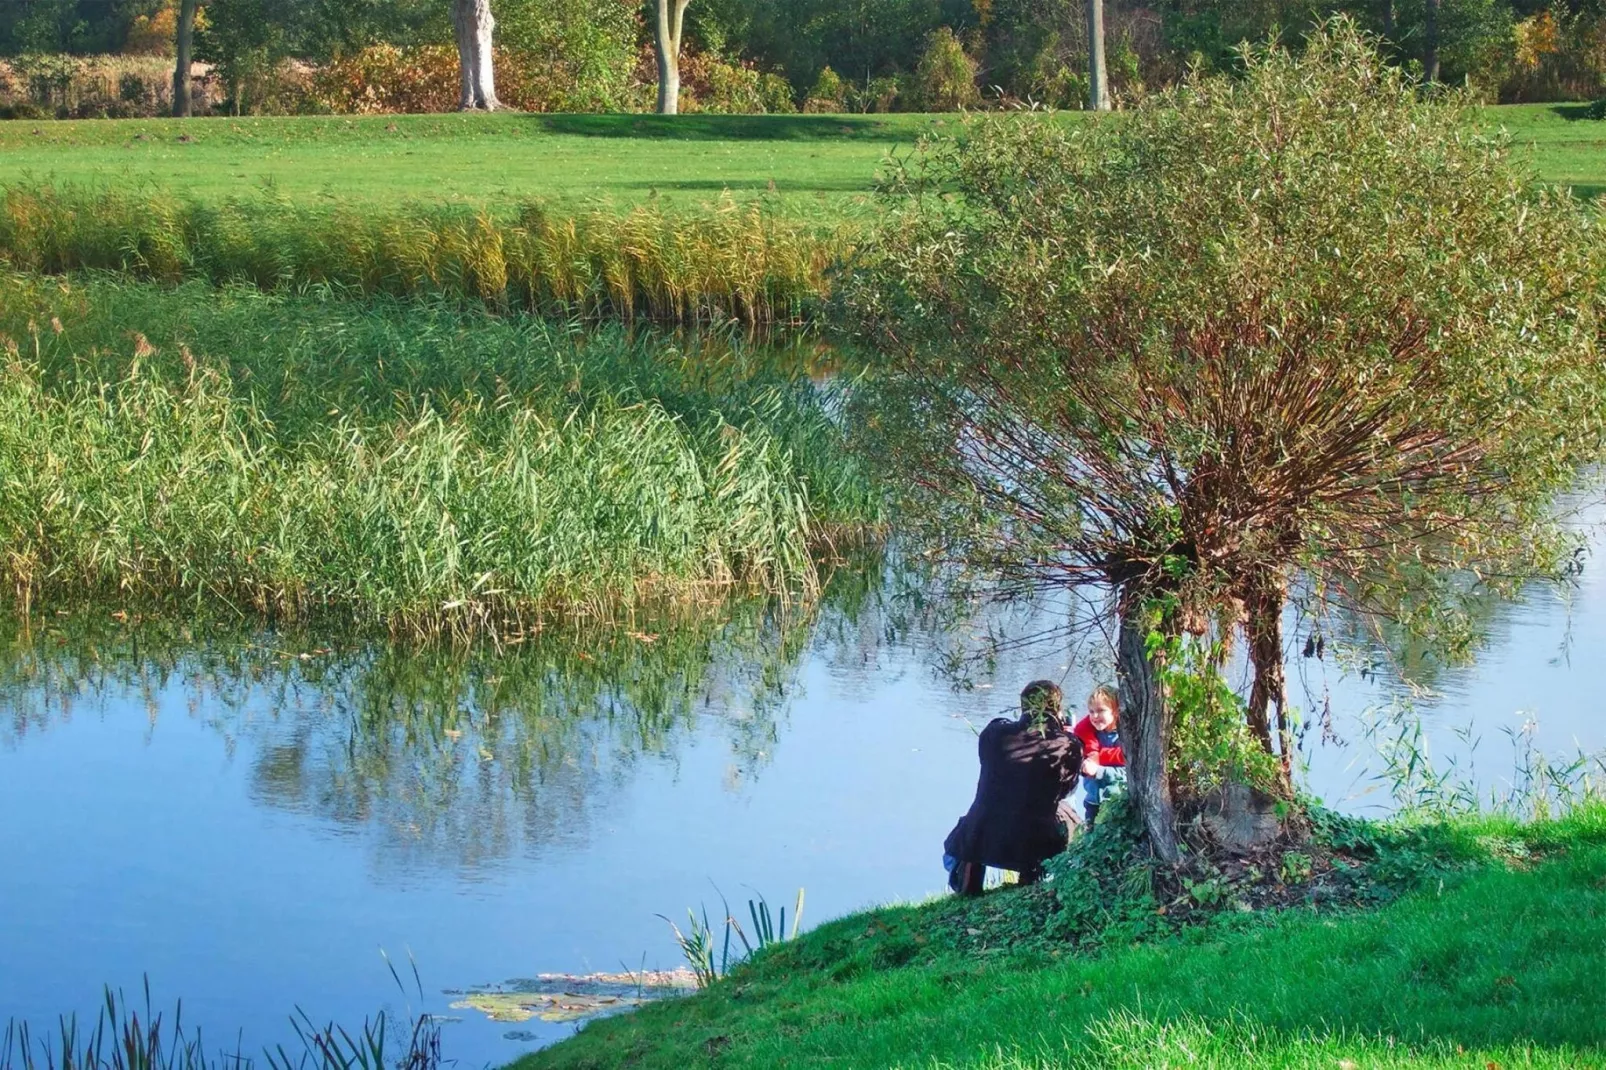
<box><xmin>1072</xmin><ymin>716</ymin><xmax>1125</xmax><ymax>768</ymax></box>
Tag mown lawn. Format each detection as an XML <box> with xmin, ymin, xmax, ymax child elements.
<box><xmin>520</xmin><ymin>808</ymin><xmax>1606</xmax><ymax>1069</ymax></box>
<box><xmin>0</xmin><ymin>105</ymin><xmax>1597</xmax><ymax>218</ymax></box>
<box><xmin>0</xmin><ymin>112</ymin><xmax>942</xmax><ymax>217</ymax></box>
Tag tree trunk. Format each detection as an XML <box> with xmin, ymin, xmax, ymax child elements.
<box><xmin>172</xmin><ymin>0</ymin><xmax>198</xmax><ymax>118</ymax></box>
<box><xmin>453</xmin><ymin>0</ymin><xmax>500</xmax><ymax>111</ymax></box>
<box><xmin>1116</xmin><ymin>590</ymin><xmax>1180</xmax><ymax>863</ymax></box>
<box><xmin>1243</xmin><ymin>577</ymin><xmax>1294</xmax><ymax>795</ymax></box>
<box><xmin>655</xmin><ymin>0</ymin><xmax>692</xmax><ymax>115</ymax></box>
<box><xmin>1086</xmin><ymin>0</ymin><xmax>1111</xmax><ymax>111</ymax></box>
<box><xmin>1380</xmin><ymin>0</ymin><xmax>1396</xmax><ymax>42</ymax></box>
<box><xmin>1423</xmin><ymin>0</ymin><xmax>1440</xmax><ymax>83</ymax></box>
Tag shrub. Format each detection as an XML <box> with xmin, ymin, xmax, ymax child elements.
<box><xmin>909</xmin><ymin>27</ymin><xmax>979</xmax><ymax>111</ymax></box>
<box><xmin>803</xmin><ymin>66</ymin><xmax>845</xmax><ymax>113</ymax></box>
<box><xmin>1504</xmin><ymin>9</ymin><xmax>1606</xmax><ymax>103</ymax></box>
<box><xmin>676</xmin><ymin>52</ymin><xmax>796</xmax><ymax>114</ymax></box>
<box><xmin>846</xmin><ymin>75</ymin><xmax>901</xmax><ymax>114</ymax></box>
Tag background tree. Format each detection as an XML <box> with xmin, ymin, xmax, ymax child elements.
<box><xmin>1087</xmin><ymin>0</ymin><xmax>1109</xmax><ymax>109</ymax></box>
<box><xmin>654</xmin><ymin>0</ymin><xmax>691</xmax><ymax>114</ymax></box>
<box><xmin>453</xmin><ymin>0</ymin><xmax>500</xmax><ymax>109</ymax></box>
<box><xmin>172</xmin><ymin>0</ymin><xmax>198</xmax><ymax>115</ymax></box>
<box><xmin>843</xmin><ymin>21</ymin><xmax>1605</xmax><ymax>860</ymax></box>
<box><xmin>1425</xmin><ymin>0</ymin><xmax>1442</xmax><ymax>77</ymax></box>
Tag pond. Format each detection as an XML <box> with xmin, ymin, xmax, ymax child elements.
<box><xmin>2</xmin><ymin>511</ymin><xmax>1603</xmax><ymax>1068</ymax></box>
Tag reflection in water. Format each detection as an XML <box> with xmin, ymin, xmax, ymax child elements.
<box><xmin>0</xmin><ymin>569</ymin><xmax>892</xmax><ymax>873</ymax></box>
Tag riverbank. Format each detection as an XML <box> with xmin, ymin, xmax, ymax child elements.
<box><xmin>520</xmin><ymin>803</ymin><xmax>1606</xmax><ymax>1068</ymax></box>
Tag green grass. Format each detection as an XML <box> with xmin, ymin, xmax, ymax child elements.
<box><xmin>0</xmin><ymin>273</ymin><xmax>879</xmax><ymax>633</ymax></box>
<box><xmin>0</xmin><ymin>113</ymin><xmax>944</xmax><ymax>219</ymax></box>
<box><xmin>519</xmin><ymin>806</ymin><xmax>1606</xmax><ymax>1068</ymax></box>
<box><xmin>0</xmin><ymin>107</ymin><xmax>1596</xmax><ymax>219</ymax></box>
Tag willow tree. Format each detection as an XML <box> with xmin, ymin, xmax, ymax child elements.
<box><xmin>453</xmin><ymin>0</ymin><xmax>501</xmax><ymax>110</ymax></box>
<box><xmin>654</xmin><ymin>0</ymin><xmax>692</xmax><ymax>114</ymax></box>
<box><xmin>843</xmin><ymin>21</ymin><xmax>1605</xmax><ymax>861</ymax></box>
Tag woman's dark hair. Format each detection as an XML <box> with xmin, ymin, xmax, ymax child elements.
<box><xmin>1020</xmin><ymin>679</ymin><xmax>1064</xmax><ymax>725</ymax></box>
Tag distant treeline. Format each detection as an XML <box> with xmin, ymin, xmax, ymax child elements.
<box><xmin>2</xmin><ymin>0</ymin><xmax>1604</xmax><ymax>116</ymax></box>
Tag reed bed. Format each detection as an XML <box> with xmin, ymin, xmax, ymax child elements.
<box><xmin>0</xmin><ymin>186</ymin><xmax>849</xmax><ymax>326</ymax></box>
<box><xmin>0</xmin><ymin>276</ymin><xmax>881</xmax><ymax>636</ymax></box>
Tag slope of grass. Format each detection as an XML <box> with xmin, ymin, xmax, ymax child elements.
<box><xmin>0</xmin><ymin>106</ymin><xmax>1592</xmax><ymax>220</ymax></box>
<box><xmin>520</xmin><ymin>806</ymin><xmax>1606</xmax><ymax>1069</ymax></box>
<box><xmin>0</xmin><ymin>274</ymin><xmax>879</xmax><ymax>633</ymax></box>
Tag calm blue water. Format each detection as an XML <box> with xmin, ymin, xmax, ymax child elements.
<box><xmin>2</xmin><ymin>511</ymin><xmax>1602</xmax><ymax>1067</ymax></box>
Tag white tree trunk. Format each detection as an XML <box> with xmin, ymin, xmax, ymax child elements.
<box><xmin>453</xmin><ymin>0</ymin><xmax>500</xmax><ymax>111</ymax></box>
<box><xmin>655</xmin><ymin>0</ymin><xmax>691</xmax><ymax>115</ymax></box>
<box><xmin>1086</xmin><ymin>0</ymin><xmax>1111</xmax><ymax>111</ymax></box>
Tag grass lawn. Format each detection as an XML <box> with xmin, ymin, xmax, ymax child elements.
<box><xmin>519</xmin><ymin>808</ymin><xmax>1606</xmax><ymax>1069</ymax></box>
<box><xmin>0</xmin><ymin>112</ymin><xmax>943</xmax><ymax>218</ymax></box>
<box><xmin>0</xmin><ymin>105</ymin><xmax>1598</xmax><ymax>218</ymax></box>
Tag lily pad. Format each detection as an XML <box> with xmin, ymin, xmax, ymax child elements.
<box><xmin>450</xmin><ymin>970</ymin><xmax>696</xmax><ymax>1025</ymax></box>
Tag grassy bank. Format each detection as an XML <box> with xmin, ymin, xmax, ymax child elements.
<box><xmin>0</xmin><ymin>275</ymin><xmax>879</xmax><ymax>633</ymax></box>
<box><xmin>0</xmin><ymin>186</ymin><xmax>838</xmax><ymax>324</ymax></box>
<box><xmin>521</xmin><ymin>805</ymin><xmax>1606</xmax><ymax>1068</ymax></box>
<box><xmin>0</xmin><ymin>107</ymin><xmax>1595</xmax><ymax>214</ymax></box>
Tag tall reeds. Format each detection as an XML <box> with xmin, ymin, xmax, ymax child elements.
<box><xmin>0</xmin><ymin>276</ymin><xmax>881</xmax><ymax>635</ymax></box>
<box><xmin>0</xmin><ymin>186</ymin><xmax>847</xmax><ymax>325</ymax></box>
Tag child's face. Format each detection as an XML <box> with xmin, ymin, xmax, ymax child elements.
<box><xmin>1089</xmin><ymin>697</ymin><xmax>1118</xmax><ymax>732</ymax></box>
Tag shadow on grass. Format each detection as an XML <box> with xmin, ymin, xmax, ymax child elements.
<box><xmin>616</xmin><ymin>179</ymin><xmax>875</xmax><ymax>193</ymax></box>
<box><xmin>530</xmin><ymin>113</ymin><xmax>925</xmax><ymax>142</ymax></box>
<box><xmin>1549</xmin><ymin>103</ymin><xmax>1601</xmax><ymax>122</ymax></box>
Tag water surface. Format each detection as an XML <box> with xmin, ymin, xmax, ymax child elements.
<box><xmin>3</xmin><ymin>517</ymin><xmax>1603</xmax><ymax>1067</ymax></box>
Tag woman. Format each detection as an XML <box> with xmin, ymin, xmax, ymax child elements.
<box><xmin>942</xmin><ymin>680</ymin><xmax>1082</xmax><ymax>895</ymax></box>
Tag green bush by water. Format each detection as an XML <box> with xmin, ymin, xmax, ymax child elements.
<box><xmin>0</xmin><ymin>186</ymin><xmax>847</xmax><ymax>325</ymax></box>
<box><xmin>0</xmin><ymin>276</ymin><xmax>880</xmax><ymax>633</ymax></box>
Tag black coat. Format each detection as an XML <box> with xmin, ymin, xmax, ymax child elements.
<box><xmin>943</xmin><ymin>714</ymin><xmax>1082</xmax><ymax>873</ymax></box>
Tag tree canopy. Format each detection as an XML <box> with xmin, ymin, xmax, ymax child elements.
<box><xmin>842</xmin><ymin>19</ymin><xmax>1606</xmax><ymax>857</ymax></box>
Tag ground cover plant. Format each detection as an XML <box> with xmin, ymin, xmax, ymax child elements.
<box><xmin>0</xmin><ymin>108</ymin><xmax>1592</xmax><ymax>216</ymax></box>
<box><xmin>518</xmin><ymin>799</ymin><xmax>1606</xmax><ymax>1069</ymax></box>
<box><xmin>0</xmin><ymin>274</ymin><xmax>879</xmax><ymax>635</ymax></box>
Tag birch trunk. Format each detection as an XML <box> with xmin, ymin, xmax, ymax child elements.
<box><xmin>172</xmin><ymin>0</ymin><xmax>198</xmax><ymax>118</ymax></box>
<box><xmin>1086</xmin><ymin>0</ymin><xmax>1111</xmax><ymax>111</ymax></box>
<box><xmin>655</xmin><ymin>0</ymin><xmax>692</xmax><ymax>115</ymax></box>
<box><xmin>453</xmin><ymin>0</ymin><xmax>501</xmax><ymax>111</ymax></box>
<box><xmin>1116</xmin><ymin>590</ymin><xmax>1180</xmax><ymax>863</ymax></box>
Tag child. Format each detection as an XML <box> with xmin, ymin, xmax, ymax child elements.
<box><xmin>1072</xmin><ymin>685</ymin><xmax>1125</xmax><ymax>824</ymax></box>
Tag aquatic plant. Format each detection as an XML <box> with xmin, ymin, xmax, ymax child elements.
<box><xmin>0</xmin><ymin>277</ymin><xmax>881</xmax><ymax>634</ymax></box>
<box><xmin>0</xmin><ymin>978</ymin><xmax>441</xmax><ymax>1070</ymax></box>
<box><xmin>660</xmin><ymin>889</ymin><xmax>805</xmax><ymax>988</ymax></box>
<box><xmin>0</xmin><ymin>186</ymin><xmax>847</xmax><ymax>325</ymax></box>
